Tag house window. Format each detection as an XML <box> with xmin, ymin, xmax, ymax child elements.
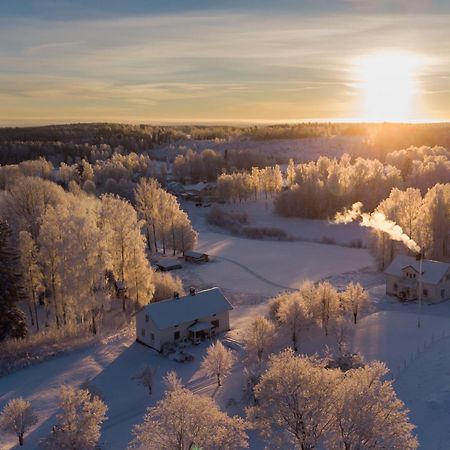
<box><xmin>393</xmin><ymin>283</ymin><xmax>398</xmax><ymax>290</ymax></box>
<box><xmin>212</xmin><ymin>313</ymin><xmax>217</xmax><ymax>317</ymax></box>
<box><xmin>141</xmin><ymin>328</ymin><xmax>145</xmax><ymax>337</ymax></box>
<box><xmin>150</xmin><ymin>333</ymin><xmax>155</xmax><ymax>341</ymax></box>
<box><xmin>174</xmin><ymin>331</ymin><xmax>180</xmax><ymax>340</ymax></box>
<box><xmin>211</xmin><ymin>320</ymin><xmax>219</xmax><ymax>329</ymax></box>
<box><xmin>423</xmin><ymin>288</ymin><xmax>428</xmax><ymax>297</ymax></box>
<box><xmin>145</xmin><ymin>314</ymin><xmax>149</xmax><ymax>323</ymax></box>
<box><xmin>441</xmin><ymin>289</ymin><xmax>445</xmax><ymax>298</ymax></box>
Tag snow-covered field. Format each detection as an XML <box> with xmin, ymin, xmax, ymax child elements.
<box><xmin>1</xmin><ymin>200</ymin><xmax>450</xmax><ymax>449</ymax></box>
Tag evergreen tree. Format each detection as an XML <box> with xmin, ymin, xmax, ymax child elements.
<box><xmin>0</xmin><ymin>220</ymin><xmax>27</xmax><ymax>341</ymax></box>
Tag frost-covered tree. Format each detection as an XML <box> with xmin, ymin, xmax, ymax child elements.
<box><xmin>101</xmin><ymin>194</ymin><xmax>154</xmax><ymax>310</ymax></box>
<box><xmin>201</xmin><ymin>340</ymin><xmax>235</xmax><ymax>387</ymax></box>
<box><xmin>286</xmin><ymin>158</ymin><xmax>297</xmax><ymax>187</ymax></box>
<box><xmin>341</xmin><ymin>282</ymin><xmax>369</xmax><ymax>324</ymax></box>
<box><xmin>133</xmin><ymin>365</ymin><xmax>156</xmax><ymax>395</ymax></box>
<box><xmin>134</xmin><ymin>178</ymin><xmax>161</xmax><ymax>252</ymax></box>
<box><xmin>248</xmin><ymin>349</ymin><xmax>338</xmax><ymax>449</ymax></box>
<box><xmin>276</xmin><ymin>292</ymin><xmax>308</xmax><ymax>352</ymax></box>
<box><xmin>0</xmin><ymin>397</ymin><xmax>38</xmax><ymax>446</ymax></box>
<box><xmin>2</xmin><ymin>176</ymin><xmax>65</xmax><ymax>239</ymax></box>
<box><xmin>41</xmin><ymin>386</ymin><xmax>107</xmax><ymax>450</ymax></box>
<box><xmin>328</xmin><ymin>362</ymin><xmax>418</xmax><ymax>450</ymax></box>
<box><xmin>314</xmin><ymin>281</ymin><xmax>339</xmax><ymax>336</ymax></box>
<box><xmin>0</xmin><ymin>220</ymin><xmax>27</xmax><ymax>340</ymax></box>
<box><xmin>244</xmin><ymin>316</ymin><xmax>276</xmax><ymax>365</ymax></box>
<box><xmin>129</xmin><ymin>384</ymin><xmax>248</xmax><ymax>450</ymax></box>
<box><xmin>19</xmin><ymin>230</ymin><xmax>44</xmax><ymax>331</ymax></box>
<box><xmin>152</xmin><ymin>271</ymin><xmax>184</xmax><ymax>302</ymax></box>
<box><xmin>163</xmin><ymin>371</ymin><xmax>183</xmax><ymax>392</ymax></box>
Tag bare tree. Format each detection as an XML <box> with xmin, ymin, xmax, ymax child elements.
<box><xmin>133</xmin><ymin>365</ymin><xmax>157</xmax><ymax>395</ymax></box>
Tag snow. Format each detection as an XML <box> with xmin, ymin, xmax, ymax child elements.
<box><xmin>3</xmin><ymin>195</ymin><xmax>450</xmax><ymax>449</ymax></box>
<box><xmin>191</xmin><ymin>230</ymin><xmax>373</xmax><ymax>296</ymax></box>
<box><xmin>185</xmin><ymin>197</ymin><xmax>369</xmax><ymax>246</ymax></box>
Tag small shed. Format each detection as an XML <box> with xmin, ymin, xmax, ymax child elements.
<box><xmin>136</xmin><ymin>287</ymin><xmax>233</xmax><ymax>351</ymax></box>
<box><xmin>154</xmin><ymin>259</ymin><xmax>182</xmax><ymax>272</ymax></box>
<box><xmin>184</xmin><ymin>250</ymin><xmax>209</xmax><ymax>263</ymax></box>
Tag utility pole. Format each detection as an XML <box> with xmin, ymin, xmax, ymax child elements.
<box><xmin>417</xmin><ymin>249</ymin><xmax>423</xmax><ymax>329</ymax></box>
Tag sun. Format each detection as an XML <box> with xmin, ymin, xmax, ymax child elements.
<box><xmin>356</xmin><ymin>51</ymin><xmax>423</xmax><ymax>122</ymax></box>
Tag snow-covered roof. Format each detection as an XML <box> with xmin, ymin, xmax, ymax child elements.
<box><xmin>185</xmin><ymin>250</ymin><xmax>207</xmax><ymax>258</ymax></box>
<box><xmin>183</xmin><ymin>182</ymin><xmax>212</xmax><ymax>192</ymax></box>
<box><xmin>142</xmin><ymin>287</ymin><xmax>233</xmax><ymax>329</ymax></box>
<box><xmin>154</xmin><ymin>259</ymin><xmax>182</xmax><ymax>269</ymax></box>
<box><xmin>385</xmin><ymin>255</ymin><xmax>450</xmax><ymax>285</ymax></box>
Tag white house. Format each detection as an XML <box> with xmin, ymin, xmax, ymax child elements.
<box><xmin>385</xmin><ymin>255</ymin><xmax>450</xmax><ymax>302</ymax></box>
<box><xmin>136</xmin><ymin>287</ymin><xmax>233</xmax><ymax>351</ymax></box>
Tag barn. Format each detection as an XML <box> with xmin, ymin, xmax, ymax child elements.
<box><xmin>136</xmin><ymin>287</ymin><xmax>233</xmax><ymax>351</ymax></box>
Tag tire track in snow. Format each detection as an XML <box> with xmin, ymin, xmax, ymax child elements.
<box><xmin>213</xmin><ymin>255</ymin><xmax>299</xmax><ymax>292</ymax></box>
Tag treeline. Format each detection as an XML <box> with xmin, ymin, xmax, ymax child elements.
<box><xmin>275</xmin><ymin>146</ymin><xmax>450</xmax><ymax>219</ymax></box>
<box><xmin>172</xmin><ymin>148</ymin><xmax>274</xmax><ymax>183</ymax></box>
<box><xmin>372</xmin><ymin>184</ymin><xmax>450</xmax><ymax>267</ymax></box>
<box><xmin>217</xmin><ymin>166</ymin><xmax>283</xmax><ymax>203</ymax></box>
<box><xmin>0</xmin><ymin>175</ymin><xmax>195</xmax><ymax>339</ymax></box>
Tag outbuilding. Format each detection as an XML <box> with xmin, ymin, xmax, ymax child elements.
<box><xmin>385</xmin><ymin>255</ymin><xmax>450</xmax><ymax>302</ymax></box>
<box><xmin>136</xmin><ymin>287</ymin><xmax>233</xmax><ymax>351</ymax></box>
<box><xmin>153</xmin><ymin>259</ymin><xmax>182</xmax><ymax>272</ymax></box>
<box><xmin>184</xmin><ymin>250</ymin><xmax>209</xmax><ymax>263</ymax></box>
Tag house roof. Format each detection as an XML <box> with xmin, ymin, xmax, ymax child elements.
<box><xmin>142</xmin><ymin>287</ymin><xmax>233</xmax><ymax>330</ymax></box>
<box><xmin>184</xmin><ymin>250</ymin><xmax>207</xmax><ymax>258</ymax></box>
<box><xmin>154</xmin><ymin>259</ymin><xmax>182</xmax><ymax>269</ymax></box>
<box><xmin>385</xmin><ymin>255</ymin><xmax>450</xmax><ymax>285</ymax></box>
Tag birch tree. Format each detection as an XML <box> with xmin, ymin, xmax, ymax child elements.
<box><xmin>19</xmin><ymin>230</ymin><xmax>43</xmax><ymax>331</ymax></box>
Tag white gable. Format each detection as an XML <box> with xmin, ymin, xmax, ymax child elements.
<box><xmin>385</xmin><ymin>255</ymin><xmax>450</xmax><ymax>285</ymax></box>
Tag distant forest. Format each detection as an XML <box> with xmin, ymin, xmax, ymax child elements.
<box><xmin>1</xmin><ymin>122</ymin><xmax>450</xmax><ymax>165</ymax></box>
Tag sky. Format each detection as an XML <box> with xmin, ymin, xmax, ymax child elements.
<box><xmin>1</xmin><ymin>0</ymin><xmax>450</xmax><ymax>125</ymax></box>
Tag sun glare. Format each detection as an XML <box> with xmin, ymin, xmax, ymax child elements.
<box><xmin>357</xmin><ymin>52</ymin><xmax>423</xmax><ymax>122</ymax></box>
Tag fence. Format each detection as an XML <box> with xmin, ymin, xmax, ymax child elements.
<box><xmin>391</xmin><ymin>328</ymin><xmax>450</xmax><ymax>382</ymax></box>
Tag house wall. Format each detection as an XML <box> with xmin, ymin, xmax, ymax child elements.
<box><xmin>136</xmin><ymin>309</ymin><xmax>230</xmax><ymax>351</ymax></box>
<box><xmin>386</xmin><ymin>275</ymin><xmax>450</xmax><ymax>302</ymax></box>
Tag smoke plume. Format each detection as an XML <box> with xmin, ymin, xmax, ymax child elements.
<box><xmin>333</xmin><ymin>202</ymin><xmax>421</xmax><ymax>253</ymax></box>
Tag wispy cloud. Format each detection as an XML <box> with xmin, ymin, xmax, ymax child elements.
<box><xmin>0</xmin><ymin>8</ymin><xmax>449</xmax><ymax>123</ymax></box>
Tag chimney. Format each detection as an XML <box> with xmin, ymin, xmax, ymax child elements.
<box><xmin>173</xmin><ymin>292</ymin><xmax>180</xmax><ymax>299</ymax></box>
<box><xmin>190</xmin><ymin>287</ymin><xmax>196</xmax><ymax>296</ymax></box>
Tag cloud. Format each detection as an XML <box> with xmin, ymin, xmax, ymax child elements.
<box><xmin>0</xmin><ymin>9</ymin><xmax>449</xmax><ymax>123</ymax></box>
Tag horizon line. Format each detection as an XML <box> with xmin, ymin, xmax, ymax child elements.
<box><xmin>1</xmin><ymin>117</ymin><xmax>450</xmax><ymax>128</ymax></box>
